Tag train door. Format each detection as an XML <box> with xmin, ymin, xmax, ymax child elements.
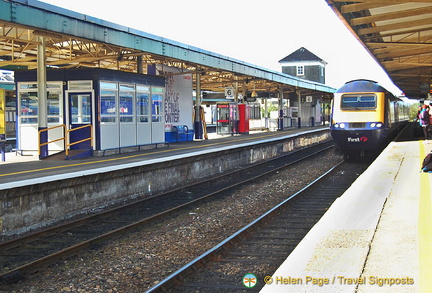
<box><xmin>67</xmin><ymin>91</ymin><xmax>94</xmax><ymax>150</ymax></box>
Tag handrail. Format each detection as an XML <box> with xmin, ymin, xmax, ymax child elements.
<box><xmin>38</xmin><ymin>124</ymin><xmax>66</xmax><ymax>157</ymax></box>
<box><xmin>66</xmin><ymin>124</ymin><xmax>93</xmax><ymax>157</ymax></box>
<box><xmin>38</xmin><ymin>124</ymin><xmax>93</xmax><ymax>159</ymax></box>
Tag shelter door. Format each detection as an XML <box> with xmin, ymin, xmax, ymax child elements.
<box><xmin>68</xmin><ymin>92</ymin><xmax>93</xmax><ymax>150</ymax></box>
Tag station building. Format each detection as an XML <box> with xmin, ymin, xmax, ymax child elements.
<box><xmin>278</xmin><ymin>47</ymin><xmax>330</xmax><ymax>127</ymax></box>
<box><xmin>0</xmin><ymin>0</ymin><xmax>335</xmax><ymax>159</ymax></box>
<box><xmin>14</xmin><ymin>67</ymin><xmax>194</xmax><ymax>157</ymax></box>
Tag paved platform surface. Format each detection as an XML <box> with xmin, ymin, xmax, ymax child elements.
<box><xmin>260</xmin><ymin>124</ymin><xmax>432</xmax><ymax>292</ymax></box>
<box><xmin>0</xmin><ymin>127</ymin><xmax>327</xmax><ymax>187</ymax></box>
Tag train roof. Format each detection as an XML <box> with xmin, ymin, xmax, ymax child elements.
<box><xmin>336</xmin><ymin>79</ymin><xmax>388</xmax><ymax>94</ymax></box>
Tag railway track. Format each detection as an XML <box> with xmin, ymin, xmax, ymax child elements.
<box><xmin>0</xmin><ymin>141</ymin><xmax>336</xmax><ymax>284</ymax></box>
<box><xmin>146</xmin><ymin>160</ymin><xmax>369</xmax><ymax>292</ymax></box>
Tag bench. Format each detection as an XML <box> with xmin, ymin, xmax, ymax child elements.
<box><xmin>165</xmin><ymin>125</ymin><xmax>194</xmax><ymax>142</ymax></box>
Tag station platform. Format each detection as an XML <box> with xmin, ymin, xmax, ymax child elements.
<box><xmin>261</xmin><ymin>123</ymin><xmax>432</xmax><ymax>292</ymax></box>
<box><xmin>0</xmin><ymin>127</ymin><xmax>326</xmax><ymax>188</ymax></box>
<box><xmin>0</xmin><ymin>126</ymin><xmax>332</xmax><ymax>237</ymax></box>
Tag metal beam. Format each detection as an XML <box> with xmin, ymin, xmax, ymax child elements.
<box><xmin>0</xmin><ymin>0</ymin><xmax>335</xmax><ymax>94</ymax></box>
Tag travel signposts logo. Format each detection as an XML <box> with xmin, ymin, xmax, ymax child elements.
<box><xmin>243</xmin><ymin>273</ymin><xmax>257</xmax><ymax>288</ymax></box>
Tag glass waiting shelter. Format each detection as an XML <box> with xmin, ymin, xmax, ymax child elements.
<box><xmin>15</xmin><ymin>68</ymin><xmax>165</xmax><ymax>156</ymax></box>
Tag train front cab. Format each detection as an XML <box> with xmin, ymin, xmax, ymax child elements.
<box><xmin>330</xmin><ymin>90</ymin><xmax>390</xmax><ymax>157</ymax></box>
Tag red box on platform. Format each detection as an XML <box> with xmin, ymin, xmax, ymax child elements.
<box><xmin>238</xmin><ymin>104</ymin><xmax>250</xmax><ymax>134</ymax></box>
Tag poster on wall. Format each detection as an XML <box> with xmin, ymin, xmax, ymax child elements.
<box><xmin>157</xmin><ymin>65</ymin><xmax>193</xmax><ymax>130</ymax></box>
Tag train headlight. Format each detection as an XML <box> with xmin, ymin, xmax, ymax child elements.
<box><xmin>370</xmin><ymin>122</ymin><xmax>383</xmax><ymax>128</ymax></box>
<box><xmin>333</xmin><ymin>123</ymin><xmax>346</xmax><ymax>129</ymax></box>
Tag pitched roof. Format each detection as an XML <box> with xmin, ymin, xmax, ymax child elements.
<box><xmin>278</xmin><ymin>47</ymin><xmax>324</xmax><ymax>63</ymax></box>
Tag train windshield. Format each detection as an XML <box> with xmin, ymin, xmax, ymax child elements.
<box><xmin>341</xmin><ymin>94</ymin><xmax>376</xmax><ymax>110</ymax></box>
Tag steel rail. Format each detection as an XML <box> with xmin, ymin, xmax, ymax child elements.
<box><xmin>0</xmin><ymin>142</ymin><xmax>334</xmax><ymax>284</ymax></box>
<box><xmin>145</xmin><ymin>161</ymin><xmax>344</xmax><ymax>292</ymax></box>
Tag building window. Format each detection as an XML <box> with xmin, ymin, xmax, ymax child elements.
<box><xmin>18</xmin><ymin>82</ymin><xmax>63</xmax><ymax>124</ymax></box>
<box><xmin>296</xmin><ymin>65</ymin><xmax>304</xmax><ymax>76</ymax></box>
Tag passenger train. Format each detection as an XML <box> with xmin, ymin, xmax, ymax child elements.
<box><xmin>330</xmin><ymin>79</ymin><xmax>410</xmax><ymax>158</ymax></box>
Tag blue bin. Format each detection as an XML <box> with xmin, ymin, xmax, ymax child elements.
<box><xmin>186</xmin><ymin>131</ymin><xmax>194</xmax><ymax>141</ymax></box>
<box><xmin>165</xmin><ymin>132</ymin><xmax>177</xmax><ymax>143</ymax></box>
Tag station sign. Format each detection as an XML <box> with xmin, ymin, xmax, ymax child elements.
<box><xmin>225</xmin><ymin>86</ymin><xmax>234</xmax><ymax>99</ymax></box>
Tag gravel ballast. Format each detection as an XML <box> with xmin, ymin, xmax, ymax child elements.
<box><xmin>2</xmin><ymin>150</ymin><xmax>343</xmax><ymax>293</ymax></box>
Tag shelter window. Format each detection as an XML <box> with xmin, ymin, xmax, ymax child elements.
<box><xmin>151</xmin><ymin>87</ymin><xmax>164</xmax><ymax>122</ymax></box>
<box><xmin>100</xmin><ymin>82</ymin><xmax>118</xmax><ymax>122</ymax></box>
<box><xmin>341</xmin><ymin>94</ymin><xmax>377</xmax><ymax>110</ymax></box>
<box><xmin>70</xmin><ymin>94</ymin><xmax>91</xmax><ymax>124</ymax></box>
<box><xmin>137</xmin><ymin>85</ymin><xmax>150</xmax><ymax>123</ymax></box>
<box><xmin>19</xmin><ymin>92</ymin><xmax>38</xmax><ymax>124</ymax></box>
<box><xmin>47</xmin><ymin>91</ymin><xmax>61</xmax><ymax>123</ymax></box>
<box><xmin>249</xmin><ymin>103</ymin><xmax>261</xmax><ymax>119</ymax></box>
<box><xmin>119</xmin><ymin>84</ymin><xmax>135</xmax><ymax>123</ymax></box>
<box><xmin>47</xmin><ymin>82</ymin><xmax>63</xmax><ymax>124</ymax></box>
<box><xmin>68</xmin><ymin>80</ymin><xmax>93</xmax><ymax>90</ymax></box>
<box><xmin>19</xmin><ymin>83</ymin><xmax>37</xmax><ymax>90</ymax></box>
<box><xmin>18</xmin><ymin>82</ymin><xmax>62</xmax><ymax>124</ymax></box>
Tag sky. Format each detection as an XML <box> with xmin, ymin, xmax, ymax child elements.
<box><xmin>39</xmin><ymin>0</ymin><xmax>402</xmax><ymax>95</ymax></box>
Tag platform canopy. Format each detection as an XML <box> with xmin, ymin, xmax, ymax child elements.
<box><xmin>0</xmin><ymin>0</ymin><xmax>335</xmax><ymax>99</ymax></box>
<box><xmin>326</xmin><ymin>0</ymin><xmax>432</xmax><ymax>100</ymax></box>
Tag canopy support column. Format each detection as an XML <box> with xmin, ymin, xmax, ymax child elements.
<box><xmin>37</xmin><ymin>36</ymin><xmax>48</xmax><ymax>158</ymax></box>
<box><xmin>278</xmin><ymin>87</ymin><xmax>284</xmax><ymax>131</ymax></box>
<box><xmin>194</xmin><ymin>71</ymin><xmax>203</xmax><ymax>139</ymax></box>
<box><xmin>297</xmin><ymin>90</ymin><xmax>302</xmax><ymax>128</ymax></box>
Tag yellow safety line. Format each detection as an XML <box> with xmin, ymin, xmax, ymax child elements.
<box><xmin>0</xmin><ymin>131</ymin><xmax>287</xmax><ymax>178</ymax></box>
<box><xmin>419</xmin><ymin>141</ymin><xmax>432</xmax><ymax>292</ymax></box>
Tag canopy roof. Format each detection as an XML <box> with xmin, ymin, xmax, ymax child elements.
<box><xmin>326</xmin><ymin>0</ymin><xmax>432</xmax><ymax>99</ymax></box>
<box><xmin>0</xmin><ymin>0</ymin><xmax>335</xmax><ymax>98</ymax></box>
